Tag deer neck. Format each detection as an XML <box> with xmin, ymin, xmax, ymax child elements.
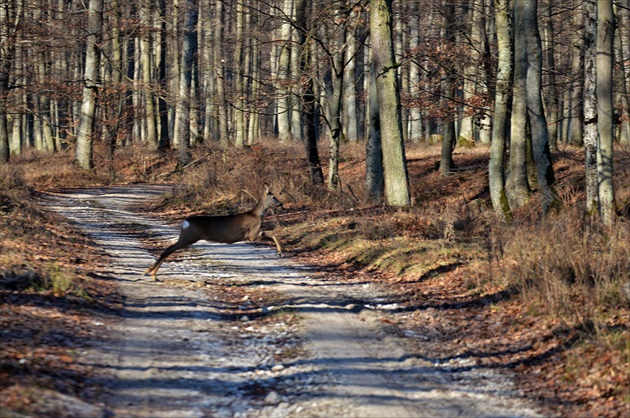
<box><xmin>251</xmin><ymin>196</ymin><xmax>266</xmax><ymax>218</ymax></box>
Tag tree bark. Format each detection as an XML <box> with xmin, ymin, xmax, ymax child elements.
<box><xmin>140</xmin><ymin>0</ymin><xmax>158</xmax><ymax>149</ymax></box>
<box><xmin>407</xmin><ymin>1</ymin><xmax>422</xmax><ymax>143</ymax></box>
<box><xmin>370</xmin><ymin>0</ymin><xmax>410</xmax><ymax>207</ymax></box>
<box><xmin>489</xmin><ymin>0</ymin><xmax>512</xmax><ymax>219</ymax></box>
<box><xmin>543</xmin><ymin>2</ymin><xmax>559</xmax><ymax>150</ymax></box>
<box><xmin>525</xmin><ymin>0</ymin><xmax>555</xmax><ymax>214</ymax></box>
<box><xmin>569</xmin><ymin>2</ymin><xmax>584</xmax><ymax>146</ymax></box>
<box><xmin>596</xmin><ymin>0</ymin><xmax>616</xmax><ymax>224</ymax></box>
<box><xmin>506</xmin><ymin>0</ymin><xmax>531</xmax><ymax>209</ymax></box>
<box><xmin>343</xmin><ymin>17</ymin><xmax>359</xmax><ymax>142</ymax></box>
<box><xmin>459</xmin><ymin>0</ymin><xmax>483</xmax><ymax>144</ymax></box>
<box><xmin>0</xmin><ymin>0</ymin><xmax>22</xmax><ymax>163</ymax></box>
<box><xmin>583</xmin><ymin>0</ymin><xmax>598</xmax><ymax>214</ymax></box>
<box><xmin>233</xmin><ymin>0</ymin><xmax>246</xmax><ymax>147</ymax></box>
<box><xmin>616</xmin><ymin>6</ymin><xmax>630</xmax><ymax>146</ymax></box>
<box><xmin>366</xmin><ymin>57</ymin><xmax>384</xmax><ymax>202</ymax></box>
<box><xmin>75</xmin><ymin>0</ymin><xmax>103</xmax><ymax>170</ymax></box>
<box><xmin>213</xmin><ymin>0</ymin><xmax>228</xmax><ymax>146</ymax></box>
<box><xmin>176</xmin><ymin>0</ymin><xmax>197</xmax><ymax>169</ymax></box>
<box><xmin>157</xmin><ymin>0</ymin><xmax>170</xmax><ymax>149</ymax></box>
<box><xmin>440</xmin><ymin>1</ymin><xmax>456</xmax><ymax>176</ymax></box>
<box><xmin>325</xmin><ymin>23</ymin><xmax>345</xmax><ymax>191</ymax></box>
<box><xmin>276</xmin><ymin>0</ymin><xmax>293</xmax><ymax>143</ymax></box>
<box><xmin>295</xmin><ymin>0</ymin><xmax>323</xmax><ymax>185</ymax></box>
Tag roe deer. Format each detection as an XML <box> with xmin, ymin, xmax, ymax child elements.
<box><xmin>145</xmin><ymin>184</ymin><xmax>283</xmax><ymax>280</ymax></box>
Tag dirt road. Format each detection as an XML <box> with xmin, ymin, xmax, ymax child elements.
<box><xmin>43</xmin><ymin>185</ymin><xmax>543</xmax><ymax>417</ymax></box>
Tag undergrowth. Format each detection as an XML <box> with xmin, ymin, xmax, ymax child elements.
<box><xmin>1</xmin><ymin>138</ymin><xmax>628</xmax><ymax>415</ymax></box>
<box><xmin>494</xmin><ymin>211</ymin><xmax>630</xmax><ymax>333</ymax></box>
<box><xmin>0</xmin><ymin>165</ymin><xmax>93</xmax><ymax>299</ymax></box>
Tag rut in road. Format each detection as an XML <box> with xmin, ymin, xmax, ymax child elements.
<box><xmin>44</xmin><ymin>184</ymin><xmax>543</xmax><ymax>418</ymax></box>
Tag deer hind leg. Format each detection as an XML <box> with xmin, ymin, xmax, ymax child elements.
<box><xmin>145</xmin><ymin>231</ymin><xmax>200</xmax><ymax>280</ymax></box>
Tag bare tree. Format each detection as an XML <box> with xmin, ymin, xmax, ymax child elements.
<box><xmin>370</xmin><ymin>0</ymin><xmax>410</xmax><ymax>207</ymax></box>
<box><xmin>366</xmin><ymin>52</ymin><xmax>384</xmax><ymax>202</ymax></box>
<box><xmin>140</xmin><ymin>0</ymin><xmax>158</xmax><ymax>149</ymax></box>
<box><xmin>596</xmin><ymin>0</ymin><xmax>616</xmax><ymax>224</ymax></box>
<box><xmin>525</xmin><ymin>0</ymin><xmax>555</xmax><ymax>214</ymax></box>
<box><xmin>75</xmin><ymin>0</ymin><xmax>103</xmax><ymax>170</ymax></box>
<box><xmin>214</xmin><ymin>0</ymin><xmax>228</xmax><ymax>147</ymax></box>
<box><xmin>0</xmin><ymin>0</ymin><xmax>23</xmax><ymax>163</ymax></box>
<box><xmin>439</xmin><ymin>1</ymin><xmax>456</xmax><ymax>176</ymax></box>
<box><xmin>295</xmin><ymin>0</ymin><xmax>323</xmax><ymax>185</ymax></box>
<box><xmin>489</xmin><ymin>0</ymin><xmax>512</xmax><ymax>218</ymax></box>
<box><xmin>276</xmin><ymin>0</ymin><xmax>294</xmax><ymax>143</ymax></box>
<box><xmin>506</xmin><ymin>0</ymin><xmax>531</xmax><ymax>209</ymax></box>
<box><xmin>616</xmin><ymin>4</ymin><xmax>630</xmax><ymax>146</ymax></box>
<box><xmin>583</xmin><ymin>0</ymin><xmax>598</xmax><ymax>214</ymax></box>
<box><xmin>175</xmin><ymin>0</ymin><xmax>198</xmax><ymax>169</ymax></box>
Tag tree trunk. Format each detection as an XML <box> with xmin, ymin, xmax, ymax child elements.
<box><xmin>201</xmin><ymin>0</ymin><xmax>214</xmax><ymax>143</ymax></box>
<box><xmin>525</xmin><ymin>0</ymin><xmax>555</xmax><ymax>214</ymax></box>
<box><xmin>370</xmin><ymin>0</ymin><xmax>410</xmax><ymax>207</ymax></box>
<box><xmin>569</xmin><ymin>2</ymin><xmax>584</xmax><ymax>146</ymax></box>
<box><xmin>276</xmin><ymin>0</ymin><xmax>293</xmax><ymax>143</ymax></box>
<box><xmin>157</xmin><ymin>0</ymin><xmax>170</xmax><ymax>149</ymax></box>
<box><xmin>477</xmin><ymin>0</ymin><xmax>493</xmax><ymax>144</ymax></box>
<box><xmin>248</xmin><ymin>15</ymin><xmax>261</xmax><ymax>145</ymax></box>
<box><xmin>290</xmin><ymin>8</ymin><xmax>302</xmax><ymax>142</ymax></box>
<box><xmin>132</xmin><ymin>37</ymin><xmax>142</xmax><ymax>143</ymax></box>
<box><xmin>506</xmin><ymin>0</ymin><xmax>531</xmax><ymax>209</ymax></box>
<box><xmin>489</xmin><ymin>0</ymin><xmax>512</xmax><ymax>219</ymax></box>
<box><xmin>326</xmin><ymin>25</ymin><xmax>345</xmax><ymax>191</ymax></box>
<box><xmin>583</xmin><ymin>0</ymin><xmax>598</xmax><ymax>214</ymax></box>
<box><xmin>543</xmin><ymin>2</ymin><xmax>559</xmax><ymax>150</ymax></box>
<box><xmin>344</xmin><ymin>17</ymin><xmax>359</xmax><ymax>142</ymax></box>
<box><xmin>75</xmin><ymin>0</ymin><xmax>103</xmax><ymax>170</ymax></box>
<box><xmin>170</xmin><ymin>0</ymin><xmax>181</xmax><ymax>147</ymax></box>
<box><xmin>407</xmin><ymin>1</ymin><xmax>422</xmax><ymax>143</ymax></box>
<box><xmin>213</xmin><ymin>0</ymin><xmax>228</xmax><ymax>146</ymax></box>
<box><xmin>141</xmin><ymin>0</ymin><xmax>158</xmax><ymax>149</ymax></box>
<box><xmin>295</xmin><ymin>0</ymin><xmax>323</xmax><ymax>185</ymax></box>
<box><xmin>395</xmin><ymin>3</ymin><xmax>408</xmax><ymax>144</ymax></box>
<box><xmin>460</xmin><ymin>0</ymin><xmax>483</xmax><ymax>144</ymax></box>
<box><xmin>11</xmin><ymin>45</ymin><xmax>24</xmax><ymax>155</ymax></box>
<box><xmin>233</xmin><ymin>0</ymin><xmax>245</xmax><ymax>147</ymax></box>
<box><xmin>596</xmin><ymin>0</ymin><xmax>616</xmax><ymax>224</ymax></box>
<box><xmin>440</xmin><ymin>1</ymin><xmax>456</xmax><ymax>176</ymax></box>
<box><xmin>0</xmin><ymin>0</ymin><xmax>21</xmax><ymax>163</ymax></box>
<box><xmin>366</xmin><ymin>57</ymin><xmax>384</xmax><ymax>202</ymax></box>
<box><xmin>176</xmin><ymin>0</ymin><xmax>197</xmax><ymax>169</ymax></box>
<box><xmin>616</xmin><ymin>6</ymin><xmax>630</xmax><ymax>146</ymax></box>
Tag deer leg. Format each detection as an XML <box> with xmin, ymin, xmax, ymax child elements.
<box><xmin>260</xmin><ymin>230</ymin><xmax>283</xmax><ymax>256</ymax></box>
<box><xmin>145</xmin><ymin>236</ymin><xmax>198</xmax><ymax>281</ymax></box>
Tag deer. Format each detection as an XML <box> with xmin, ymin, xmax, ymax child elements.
<box><xmin>145</xmin><ymin>184</ymin><xmax>283</xmax><ymax>280</ymax></box>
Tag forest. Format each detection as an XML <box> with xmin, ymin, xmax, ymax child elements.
<box><xmin>0</xmin><ymin>0</ymin><xmax>627</xmax><ymax>218</ymax></box>
<box><xmin>0</xmin><ymin>0</ymin><xmax>629</xmax><ymax>416</ymax></box>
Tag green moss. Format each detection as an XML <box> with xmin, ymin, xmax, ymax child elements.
<box><xmin>499</xmin><ymin>189</ymin><xmax>512</xmax><ymax>222</ymax></box>
<box><xmin>457</xmin><ymin>136</ymin><xmax>476</xmax><ymax>148</ymax></box>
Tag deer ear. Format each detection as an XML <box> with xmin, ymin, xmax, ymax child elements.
<box><xmin>263</xmin><ymin>183</ymin><xmax>270</xmax><ymax>193</ymax></box>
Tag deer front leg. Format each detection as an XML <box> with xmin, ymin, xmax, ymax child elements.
<box><xmin>260</xmin><ymin>230</ymin><xmax>282</xmax><ymax>256</ymax></box>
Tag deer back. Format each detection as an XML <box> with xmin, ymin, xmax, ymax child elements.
<box><xmin>185</xmin><ymin>212</ymin><xmax>261</xmax><ymax>244</ymax></box>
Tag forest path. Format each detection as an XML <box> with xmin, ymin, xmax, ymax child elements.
<box><xmin>43</xmin><ymin>184</ymin><xmax>542</xmax><ymax>418</ymax></box>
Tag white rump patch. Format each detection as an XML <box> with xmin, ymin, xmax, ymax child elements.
<box><xmin>182</xmin><ymin>220</ymin><xmax>190</xmax><ymax>229</ymax></box>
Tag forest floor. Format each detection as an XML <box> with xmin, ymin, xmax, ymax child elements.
<box><xmin>0</xmin><ymin>144</ymin><xmax>628</xmax><ymax>417</ymax></box>
<box><xmin>27</xmin><ymin>184</ymin><xmax>542</xmax><ymax>417</ymax></box>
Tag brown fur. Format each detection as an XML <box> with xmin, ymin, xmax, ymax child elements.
<box><xmin>145</xmin><ymin>184</ymin><xmax>282</xmax><ymax>280</ymax></box>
